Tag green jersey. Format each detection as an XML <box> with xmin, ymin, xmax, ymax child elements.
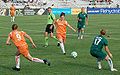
<box><xmin>90</xmin><ymin>35</ymin><xmax>108</xmax><ymax>51</ymax></box>
<box><xmin>77</xmin><ymin>12</ymin><xmax>88</xmax><ymax>26</ymax></box>
<box><xmin>47</xmin><ymin>13</ymin><xmax>55</xmax><ymax>24</ymax></box>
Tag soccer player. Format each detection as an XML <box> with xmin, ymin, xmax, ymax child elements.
<box><xmin>77</xmin><ymin>7</ymin><xmax>88</xmax><ymax>39</ymax></box>
<box><xmin>6</xmin><ymin>24</ymin><xmax>50</xmax><ymax>71</ymax></box>
<box><xmin>90</xmin><ymin>29</ymin><xmax>117</xmax><ymax>71</ymax></box>
<box><xmin>10</xmin><ymin>4</ymin><xmax>16</xmax><ymax>22</ymax></box>
<box><xmin>55</xmin><ymin>12</ymin><xmax>76</xmax><ymax>55</ymax></box>
<box><xmin>44</xmin><ymin>7</ymin><xmax>58</xmax><ymax>47</ymax></box>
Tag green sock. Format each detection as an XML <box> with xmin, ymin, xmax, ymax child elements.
<box><xmin>45</xmin><ymin>37</ymin><xmax>48</xmax><ymax>46</ymax></box>
<box><xmin>52</xmin><ymin>36</ymin><xmax>59</xmax><ymax>41</ymax></box>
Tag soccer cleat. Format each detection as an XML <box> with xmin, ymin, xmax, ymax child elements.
<box><xmin>111</xmin><ymin>68</ymin><xmax>118</xmax><ymax>71</ymax></box>
<box><xmin>12</xmin><ymin>67</ymin><xmax>20</xmax><ymax>71</ymax></box>
<box><xmin>57</xmin><ymin>42</ymin><xmax>60</xmax><ymax>46</ymax></box>
<box><xmin>63</xmin><ymin>53</ymin><xmax>66</xmax><ymax>55</ymax></box>
<box><xmin>43</xmin><ymin>59</ymin><xmax>51</xmax><ymax>66</ymax></box>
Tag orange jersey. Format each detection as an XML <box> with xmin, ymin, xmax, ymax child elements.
<box><xmin>10</xmin><ymin>6</ymin><xmax>16</xmax><ymax>16</ymax></box>
<box><xmin>9</xmin><ymin>30</ymin><xmax>27</xmax><ymax>47</ymax></box>
<box><xmin>55</xmin><ymin>19</ymin><xmax>68</xmax><ymax>34</ymax></box>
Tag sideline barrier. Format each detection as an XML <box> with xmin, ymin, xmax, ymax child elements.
<box><xmin>87</xmin><ymin>8</ymin><xmax>120</xmax><ymax>14</ymax></box>
<box><xmin>52</xmin><ymin>8</ymin><xmax>71</xmax><ymax>15</ymax></box>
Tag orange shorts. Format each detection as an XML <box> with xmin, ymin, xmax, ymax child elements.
<box><xmin>56</xmin><ymin>33</ymin><xmax>66</xmax><ymax>42</ymax></box>
<box><xmin>10</xmin><ymin>11</ymin><xmax>15</xmax><ymax>17</ymax></box>
<box><xmin>17</xmin><ymin>44</ymin><xmax>29</xmax><ymax>57</ymax></box>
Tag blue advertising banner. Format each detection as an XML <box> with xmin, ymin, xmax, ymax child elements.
<box><xmin>52</xmin><ymin>8</ymin><xmax>71</xmax><ymax>15</ymax></box>
<box><xmin>87</xmin><ymin>8</ymin><xmax>120</xmax><ymax>14</ymax></box>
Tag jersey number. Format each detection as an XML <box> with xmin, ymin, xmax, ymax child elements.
<box><xmin>94</xmin><ymin>38</ymin><xmax>101</xmax><ymax>45</ymax></box>
<box><xmin>16</xmin><ymin>34</ymin><xmax>21</xmax><ymax>41</ymax></box>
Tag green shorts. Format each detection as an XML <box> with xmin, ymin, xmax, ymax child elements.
<box><xmin>90</xmin><ymin>50</ymin><xmax>107</xmax><ymax>60</ymax></box>
<box><xmin>77</xmin><ymin>24</ymin><xmax>85</xmax><ymax>29</ymax></box>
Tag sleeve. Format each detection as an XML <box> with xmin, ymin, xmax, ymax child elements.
<box><xmin>65</xmin><ymin>21</ymin><xmax>68</xmax><ymax>26</ymax></box>
<box><xmin>21</xmin><ymin>31</ymin><xmax>26</xmax><ymax>36</ymax></box>
<box><xmin>9</xmin><ymin>32</ymin><xmax>12</xmax><ymax>38</ymax></box>
<box><xmin>52</xmin><ymin>14</ymin><xmax>56</xmax><ymax>20</ymax></box>
<box><xmin>104</xmin><ymin>39</ymin><xmax>108</xmax><ymax>46</ymax></box>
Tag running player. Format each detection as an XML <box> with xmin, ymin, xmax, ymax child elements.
<box><xmin>44</xmin><ymin>7</ymin><xmax>58</xmax><ymax>47</ymax></box>
<box><xmin>6</xmin><ymin>24</ymin><xmax>50</xmax><ymax>71</ymax></box>
<box><xmin>10</xmin><ymin>4</ymin><xmax>16</xmax><ymax>22</ymax></box>
<box><xmin>55</xmin><ymin>12</ymin><xmax>76</xmax><ymax>55</ymax></box>
<box><xmin>77</xmin><ymin>7</ymin><xmax>88</xmax><ymax>39</ymax></box>
<box><xmin>90</xmin><ymin>29</ymin><xmax>117</xmax><ymax>71</ymax></box>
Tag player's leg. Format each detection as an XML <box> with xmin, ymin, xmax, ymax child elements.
<box><xmin>97</xmin><ymin>58</ymin><xmax>102</xmax><ymax>70</ymax></box>
<box><xmin>90</xmin><ymin>50</ymin><xmax>103</xmax><ymax>70</ymax></box>
<box><xmin>81</xmin><ymin>28</ymin><xmax>84</xmax><ymax>39</ymax></box>
<box><xmin>57</xmin><ymin>34</ymin><xmax>66</xmax><ymax>54</ymax></box>
<box><xmin>25</xmin><ymin>53</ymin><xmax>50</xmax><ymax>66</ymax></box>
<box><xmin>50</xmin><ymin>25</ymin><xmax>60</xmax><ymax>46</ymax></box>
<box><xmin>12</xmin><ymin>51</ymin><xmax>21</xmax><ymax>71</ymax></box>
<box><xmin>105</xmin><ymin>55</ymin><xmax>118</xmax><ymax>71</ymax></box>
<box><xmin>77</xmin><ymin>28</ymin><xmax>81</xmax><ymax>39</ymax></box>
<box><xmin>44</xmin><ymin>31</ymin><xmax>49</xmax><ymax>47</ymax></box>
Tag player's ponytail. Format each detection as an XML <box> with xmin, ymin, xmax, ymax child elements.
<box><xmin>100</xmin><ymin>29</ymin><xmax>106</xmax><ymax>35</ymax></box>
<box><xmin>12</xmin><ymin>24</ymin><xmax>18</xmax><ymax>30</ymax></box>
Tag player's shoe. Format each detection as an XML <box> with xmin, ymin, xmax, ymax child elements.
<box><xmin>12</xmin><ymin>67</ymin><xmax>20</xmax><ymax>71</ymax></box>
<box><xmin>57</xmin><ymin>42</ymin><xmax>60</xmax><ymax>47</ymax></box>
<box><xmin>111</xmin><ymin>68</ymin><xmax>118</xmax><ymax>71</ymax></box>
<box><xmin>63</xmin><ymin>53</ymin><xmax>66</xmax><ymax>55</ymax></box>
<box><xmin>43</xmin><ymin>59</ymin><xmax>51</xmax><ymax>66</ymax></box>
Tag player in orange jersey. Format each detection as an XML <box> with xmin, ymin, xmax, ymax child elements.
<box><xmin>55</xmin><ymin>12</ymin><xmax>76</xmax><ymax>55</ymax></box>
<box><xmin>10</xmin><ymin>4</ymin><xmax>16</xmax><ymax>22</ymax></box>
<box><xmin>6</xmin><ymin>24</ymin><xmax>50</xmax><ymax>71</ymax></box>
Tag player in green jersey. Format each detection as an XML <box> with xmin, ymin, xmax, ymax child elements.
<box><xmin>44</xmin><ymin>7</ymin><xmax>58</xmax><ymax>47</ymax></box>
<box><xmin>77</xmin><ymin>7</ymin><xmax>88</xmax><ymax>39</ymax></box>
<box><xmin>90</xmin><ymin>29</ymin><xmax>117</xmax><ymax>71</ymax></box>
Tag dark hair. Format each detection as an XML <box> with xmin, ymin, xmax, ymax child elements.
<box><xmin>12</xmin><ymin>24</ymin><xmax>18</xmax><ymax>30</ymax></box>
<box><xmin>100</xmin><ymin>29</ymin><xmax>106</xmax><ymax>35</ymax></box>
<box><xmin>60</xmin><ymin>12</ymin><xmax>65</xmax><ymax>17</ymax></box>
<box><xmin>47</xmin><ymin>7</ymin><xmax>52</xmax><ymax>10</ymax></box>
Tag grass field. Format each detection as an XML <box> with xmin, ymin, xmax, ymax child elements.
<box><xmin>0</xmin><ymin>14</ymin><xmax>120</xmax><ymax>75</ymax></box>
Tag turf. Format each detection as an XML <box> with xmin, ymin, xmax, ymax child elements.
<box><xmin>0</xmin><ymin>14</ymin><xmax>120</xmax><ymax>75</ymax></box>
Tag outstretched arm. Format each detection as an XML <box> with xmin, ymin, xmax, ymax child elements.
<box><xmin>24</xmin><ymin>34</ymin><xmax>37</xmax><ymax>48</ymax></box>
<box><xmin>6</xmin><ymin>36</ymin><xmax>11</xmax><ymax>45</ymax></box>
<box><xmin>67</xmin><ymin>24</ymin><xmax>76</xmax><ymax>32</ymax></box>
<box><xmin>104</xmin><ymin>46</ymin><xmax>112</xmax><ymax>58</ymax></box>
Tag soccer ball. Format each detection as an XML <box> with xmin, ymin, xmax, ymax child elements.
<box><xmin>71</xmin><ymin>51</ymin><xmax>77</xmax><ymax>58</ymax></box>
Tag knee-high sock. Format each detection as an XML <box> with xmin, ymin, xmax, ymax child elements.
<box><xmin>45</xmin><ymin>37</ymin><xmax>48</xmax><ymax>46</ymax></box>
<box><xmin>32</xmin><ymin>58</ymin><xmax>44</xmax><ymax>63</ymax></box>
<box><xmin>78</xmin><ymin>30</ymin><xmax>80</xmax><ymax>37</ymax></box>
<box><xmin>11</xmin><ymin>17</ymin><xmax>13</xmax><ymax>22</ymax></box>
<box><xmin>15</xmin><ymin>56</ymin><xmax>20</xmax><ymax>68</ymax></box>
<box><xmin>52</xmin><ymin>36</ymin><xmax>59</xmax><ymax>41</ymax></box>
<box><xmin>13</xmin><ymin>16</ymin><xmax>15</xmax><ymax>22</ymax></box>
<box><xmin>107</xmin><ymin>57</ymin><xmax>113</xmax><ymax>69</ymax></box>
<box><xmin>97</xmin><ymin>59</ymin><xmax>102</xmax><ymax>69</ymax></box>
<box><xmin>60</xmin><ymin>42</ymin><xmax>65</xmax><ymax>53</ymax></box>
